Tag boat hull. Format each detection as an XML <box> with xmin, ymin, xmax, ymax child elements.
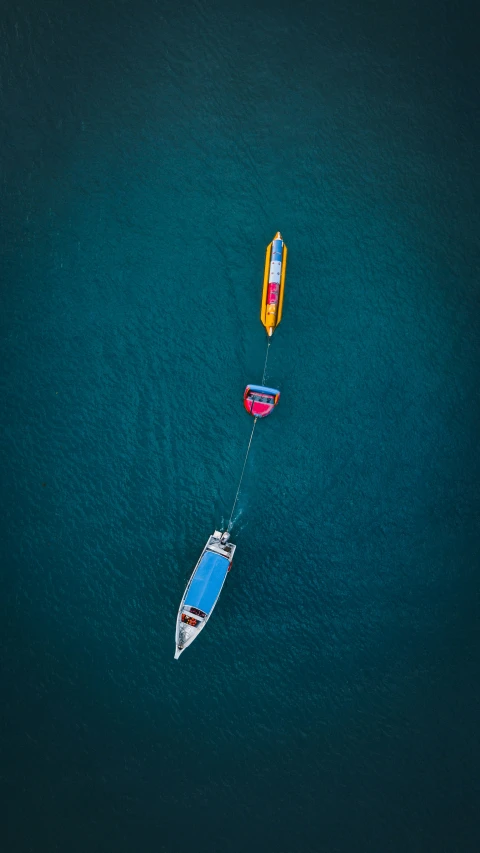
<box><xmin>243</xmin><ymin>384</ymin><xmax>280</xmax><ymax>418</ymax></box>
<box><xmin>174</xmin><ymin>531</ymin><xmax>236</xmax><ymax>659</ymax></box>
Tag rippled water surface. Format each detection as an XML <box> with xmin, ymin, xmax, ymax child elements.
<box><xmin>1</xmin><ymin>1</ymin><xmax>479</xmax><ymax>851</ymax></box>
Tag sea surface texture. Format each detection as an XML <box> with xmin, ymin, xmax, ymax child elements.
<box><xmin>1</xmin><ymin>1</ymin><xmax>479</xmax><ymax>851</ymax></box>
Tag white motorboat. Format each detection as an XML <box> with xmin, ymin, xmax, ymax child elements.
<box><xmin>174</xmin><ymin>530</ymin><xmax>236</xmax><ymax>659</ymax></box>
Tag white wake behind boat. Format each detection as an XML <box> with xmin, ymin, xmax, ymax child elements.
<box><xmin>174</xmin><ymin>530</ymin><xmax>236</xmax><ymax>659</ymax></box>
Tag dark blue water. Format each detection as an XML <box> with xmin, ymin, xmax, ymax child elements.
<box><xmin>1</xmin><ymin>1</ymin><xmax>479</xmax><ymax>850</ymax></box>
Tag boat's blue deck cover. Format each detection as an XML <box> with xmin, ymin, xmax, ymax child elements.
<box><xmin>185</xmin><ymin>550</ymin><xmax>229</xmax><ymax>614</ymax></box>
<box><xmin>246</xmin><ymin>384</ymin><xmax>280</xmax><ymax>396</ymax></box>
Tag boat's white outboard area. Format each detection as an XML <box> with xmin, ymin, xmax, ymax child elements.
<box><xmin>174</xmin><ymin>531</ymin><xmax>236</xmax><ymax>659</ymax></box>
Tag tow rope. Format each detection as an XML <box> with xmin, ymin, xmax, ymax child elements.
<box><xmin>261</xmin><ymin>338</ymin><xmax>271</xmax><ymax>385</ymax></box>
<box><xmin>226</xmin><ymin>339</ymin><xmax>270</xmax><ymax>532</ymax></box>
<box><xmin>227</xmin><ymin>417</ymin><xmax>257</xmax><ymax>533</ymax></box>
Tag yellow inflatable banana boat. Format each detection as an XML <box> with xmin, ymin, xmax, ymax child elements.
<box><xmin>260</xmin><ymin>231</ymin><xmax>287</xmax><ymax>336</ymax></box>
